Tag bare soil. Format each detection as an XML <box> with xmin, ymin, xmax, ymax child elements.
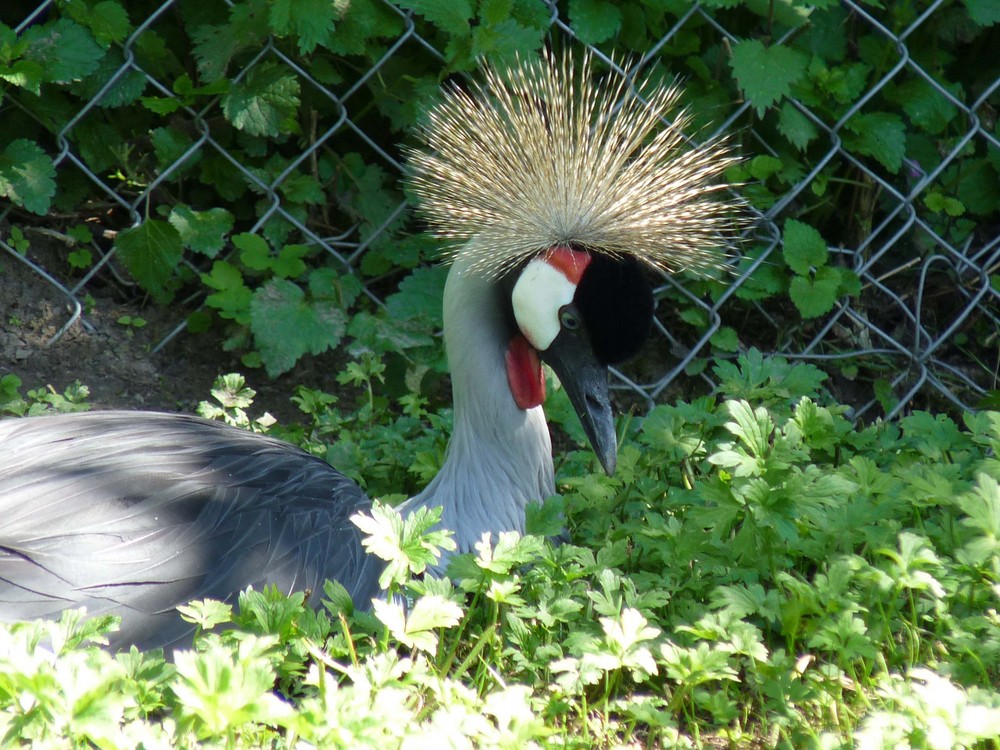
<box><xmin>1</xmin><ymin>228</ymin><xmax>331</xmax><ymax>420</ymax></box>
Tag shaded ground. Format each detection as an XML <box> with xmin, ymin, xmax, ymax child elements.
<box><xmin>0</xmin><ymin>229</ymin><xmax>332</xmax><ymax>421</ymax></box>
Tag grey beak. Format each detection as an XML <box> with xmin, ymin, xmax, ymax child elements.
<box><xmin>540</xmin><ymin>331</ymin><xmax>617</xmax><ymax>476</ymax></box>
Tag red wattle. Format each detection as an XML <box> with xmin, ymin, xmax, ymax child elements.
<box><xmin>505</xmin><ymin>334</ymin><xmax>545</xmax><ymax>409</ymax></box>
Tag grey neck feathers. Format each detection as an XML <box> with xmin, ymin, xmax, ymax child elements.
<box><xmin>398</xmin><ymin>255</ymin><xmax>555</xmax><ymax>556</ymax></box>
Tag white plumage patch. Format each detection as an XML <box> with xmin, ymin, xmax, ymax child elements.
<box><xmin>511</xmin><ymin>258</ymin><xmax>578</xmax><ymax>351</ymax></box>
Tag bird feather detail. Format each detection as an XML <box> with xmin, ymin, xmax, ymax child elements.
<box><xmin>407</xmin><ymin>49</ymin><xmax>743</xmax><ymax>278</ymax></box>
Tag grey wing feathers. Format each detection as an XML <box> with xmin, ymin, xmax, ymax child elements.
<box><xmin>0</xmin><ymin>411</ymin><xmax>382</xmax><ymax>650</ymax></box>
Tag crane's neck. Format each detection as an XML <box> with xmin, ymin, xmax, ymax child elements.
<box><xmin>399</xmin><ymin>255</ymin><xmax>555</xmax><ymax>556</ymax></box>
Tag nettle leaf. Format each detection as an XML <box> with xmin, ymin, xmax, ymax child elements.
<box><xmin>471</xmin><ymin>18</ymin><xmax>545</xmax><ymax>63</ymax></box>
<box><xmin>22</xmin><ymin>18</ymin><xmax>102</xmax><ymax>83</ymax></box>
<box><xmin>71</xmin><ymin>49</ymin><xmax>147</xmax><ymax>107</ymax></box>
<box><xmin>789</xmin><ymin>267</ymin><xmax>842</xmax><ymax>319</ymax></box>
<box><xmin>191</xmin><ymin>1</ymin><xmax>269</xmax><ymax>82</ymax></box>
<box><xmin>115</xmin><ymin>220</ymin><xmax>183</xmax><ymax>303</ymax></box>
<box><xmin>956</xmin><ymin>159</ymin><xmax>1000</xmax><ymax>215</ymax></box>
<box><xmin>268</xmin><ymin>0</ymin><xmax>337</xmax><ymax>54</ymax></box>
<box><xmin>395</xmin><ymin>0</ymin><xmax>474</xmax><ymax>35</ymax></box>
<box><xmin>168</xmin><ymin>206</ymin><xmax>234</xmax><ymax>257</ymax></box>
<box><xmin>778</xmin><ymin>102</ymin><xmax>818</xmax><ymax>150</ymax></box>
<box><xmin>279</xmin><ymin>173</ymin><xmax>324</xmax><ymax>205</ymax></box>
<box><xmin>892</xmin><ymin>78</ymin><xmax>959</xmax><ymax>136</ymax></box>
<box><xmin>0</xmin><ymin>58</ymin><xmax>45</xmax><ymax>95</ymax></box>
<box><xmin>782</xmin><ymin>219</ymin><xmax>828</xmax><ymax>275</ymax></box>
<box><xmin>223</xmin><ymin>63</ymin><xmax>301</xmax><ymax>137</ymax></box>
<box><xmin>0</xmin><ymin>139</ymin><xmax>56</xmax><ymax>215</ymax></box>
<box><xmin>150</xmin><ymin>126</ymin><xmax>200</xmax><ymax>173</ymax></box>
<box><xmin>385</xmin><ymin>265</ymin><xmax>447</xmax><ymax>329</ymax></box>
<box><xmin>844</xmin><ymin>112</ymin><xmax>906</xmax><ymax>173</ymax></box>
<box><xmin>249</xmin><ymin>277</ymin><xmax>347</xmax><ymax>376</ymax></box>
<box><xmin>964</xmin><ymin>0</ymin><xmax>1000</xmax><ymax>27</ymax></box>
<box><xmin>568</xmin><ymin>0</ymin><xmax>623</xmax><ymax>45</ymax></box>
<box><xmin>711</xmin><ymin>326</ymin><xmax>739</xmax><ymax>352</ymax></box>
<box><xmin>64</xmin><ymin>0</ymin><xmax>131</xmax><ymax>47</ymax></box>
<box><xmin>730</xmin><ymin>40</ymin><xmax>807</xmax><ymax>116</ymax></box>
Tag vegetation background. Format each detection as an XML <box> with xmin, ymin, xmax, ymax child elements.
<box><xmin>1</xmin><ymin>0</ymin><xmax>999</xmax><ymax>747</ymax></box>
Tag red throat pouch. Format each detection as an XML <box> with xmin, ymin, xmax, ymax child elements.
<box><xmin>505</xmin><ymin>334</ymin><xmax>546</xmax><ymax>409</ymax></box>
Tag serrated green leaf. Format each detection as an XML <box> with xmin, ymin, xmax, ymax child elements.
<box><xmin>924</xmin><ymin>192</ymin><xmax>965</xmax><ymax>217</ymax></box>
<box><xmin>844</xmin><ymin>112</ymin><xmax>906</xmax><ymax>173</ymax></box>
<box><xmin>149</xmin><ymin>126</ymin><xmax>202</xmax><ymax>178</ymax></box>
<box><xmin>396</xmin><ymin>0</ymin><xmax>474</xmax><ymax>35</ymax></box>
<box><xmin>309</xmin><ymin>266</ymin><xmax>362</xmax><ymax>307</ymax></box>
<box><xmin>71</xmin><ymin>49</ymin><xmax>147</xmax><ymax>107</ymax></box>
<box><xmin>235</xmin><ymin>232</ymin><xmax>272</xmax><ymax>271</ymax></box>
<box><xmin>222</xmin><ymin>63</ymin><xmax>300</xmax><ymax>137</ymax></box>
<box><xmin>956</xmin><ymin>159</ymin><xmax>1000</xmax><ymax>215</ymax></box>
<box><xmin>891</xmin><ymin>78</ymin><xmax>959</xmax><ymax>136</ymax></box>
<box><xmin>724</xmin><ymin>399</ymin><xmax>773</xmax><ymax>458</ymax></box>
<box><xmin>272</xmin><ymin>243</ymin><xmax>308</xmax><ymax>278</ymax></box>
<box><xmin>385</xmin><ymin>266</ymin><xmax>448</xmax><ymax>329</ymax></box>
<box><xmin>404</xmin><ymin>594</ymin><xmax>463</xmax><ymax>638</ymax></box>
<box><xmin>268</xmin><ymin>0</ymin><xmax>337</xmax><ymax>53</ymax></box>
<box><xmin>0</xmin><ymin>139</ymin><xmax>56</xmax><ymax>215</ymax></box>
<box><xmin>782</xmin><ymin>219</ymin><xmax>828</xmax><ymax>275</ymax></box>
<box><xmin>177</xmin><ymin>599</ymin><xmax>234</xmax><ymax>630</ymax></box>
<box><xmin>778</xmin><ymin>102</ymin><xmax>818</xmax><ymax>150</ymax></box>
<box><xmin>748</xmin><ymin>154</ymin><xmax>783</xmax><ymax>181</ymax></box>
<box><xmin>964</xmin><ymin>0</ymin><xmax>1000</xmax><ymax>26</ymax></box>
<box><xmin>249</xmin><ymin>277</ymin><xmax>347</xmax><ymax>376</ymax></box>
<box><xmin>680</xmin><ymin>306</ymin><xmax>709</xmax><ymax>327</ymax></box>
<box><xmin>326</xmin><ymin>0</ymin><xmax>405</xmax><ymax>55</ymax></box>
<box><xmin>471</xmin><ymin>18</ymin><xmax>545</xmax><ymax>62</ymax></box>
<box><xmin>730</xmin><ymin>40</ymin><xmax>807</xmax><ymax>116</ymax></box>
<box><xmin>115</xmin><ymin>220</ymin><xmax>183</xmax><ymax>302</ymax></box>
<box><xmin>22</xmin><ymin>18</ymin><xmax>103</xmax><ymax>83</ymax></box>
<box><xmin>169</xmin><ymin>206</ymin><xmax>234</xmax><ymax>257</ymax></box>
<box><xmin>191</xmin><ymin>2</ymin><xmax>269</xmax><ymax>82</ymax></box>
<box><xmin>835</xmin><ymin>266</ymin><xmax>862</xmax><ymax>298</ymax></box>
<box><xmin>68</xmin><ymin>248</ymin><xmax>93</xmax><ymax>269</ymax></box>
<box><xmin>279</xmin><ymin>172</ymin><xmax>324</xmax><ymax>205</ymax></box>
<box><xmin>710</xmin><ymin>326</ymin><xmax>740</xmax><ymax>352</ymax></box>
<box><xmin>65</xmin><ymin>0</ymin><xmax>131</xmax><ymax>47</ymax></box>
<box><xmin>789</xmin><ymin>271</ymin><xmax>839</xmax><ymax>319</ymax></box>
<box><xmin>568</xmin><ymin>0</ymin><xmax>623</xmax><ymax>45</ymax></box>
<box><xmin>480</xmin><ymin>0</ymin><xmax>514</xmax><ymax>24</ymax></box>
<box><xmin>0</xmin><ymin>59</ymin><xmax>45</xmax><ymax>94</ymax></box>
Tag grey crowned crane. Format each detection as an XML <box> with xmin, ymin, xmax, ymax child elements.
<box><xmin>0</xmin><ymin>51</ymin><xmax>739</xmax><ymax>650</ymax></box>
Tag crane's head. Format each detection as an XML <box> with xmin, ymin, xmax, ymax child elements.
<box><xmin>407</xmin><ymin>49</ymin><xmax>742</xmax><ymax>475</ymax></box>
<box><xmin>503</xmin><ymin>246</ymin><xmax>652</xmax><ymax>475</ymax></box>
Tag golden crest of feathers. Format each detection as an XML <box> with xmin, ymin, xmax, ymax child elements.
<box><xmin>406</xmin><ymin>49</ymin><xmax>743</xmax><ymax>277</ymax></box>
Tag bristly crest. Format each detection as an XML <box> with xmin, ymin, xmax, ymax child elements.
<box><xmin>406</xmin><ymin>49</ymin><xmax>743</xmax><ymax>278</ymax></box>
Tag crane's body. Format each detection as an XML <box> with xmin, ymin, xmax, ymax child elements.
<box><xmin>0</xmin><ymin>51</ymin><xmax>739</xmax><ymax>650</ymax></box>
<box><xmin>0</xmin><ymin>412</ymin><xmax>376</xmax><ymax>650</ymax></box>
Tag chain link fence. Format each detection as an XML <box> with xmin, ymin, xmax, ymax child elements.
<box><xmin>2</xmin><ymin>0</ymin><xmax>998</xmax><ymax>421</ymax></box>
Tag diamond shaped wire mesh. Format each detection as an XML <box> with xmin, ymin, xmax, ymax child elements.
<box><xmin>1</xmin><ymin>0</ymin><xmax>997</xmax><ymax>420</ymax></box>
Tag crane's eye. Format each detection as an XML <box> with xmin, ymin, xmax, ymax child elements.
<box><xmin>559</xmin><ymin>306</ymin><xmax>581</xmax><ymax>330</ymax></box>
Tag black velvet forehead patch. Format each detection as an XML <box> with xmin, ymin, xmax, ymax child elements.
<box><xmin>575</xmin><ymin>253</ymin><xmax>654</xmax><ymax>365</ymax></box>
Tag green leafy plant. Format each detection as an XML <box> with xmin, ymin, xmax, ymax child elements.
<box><xmin>0</xmin><ymin>375</ymin><xmax>90</xmax><ymax>416</ymax></box>
<box><xmin>4</xmin><ymin>352</ymin><xmax>1000</xmax><ymax>747</ymax></box>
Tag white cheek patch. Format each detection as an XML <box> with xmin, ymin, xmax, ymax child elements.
<box><xmin>511</xmin><ymin>258</ymin><xmax>578</xmax><ymax>351</ymax></box>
